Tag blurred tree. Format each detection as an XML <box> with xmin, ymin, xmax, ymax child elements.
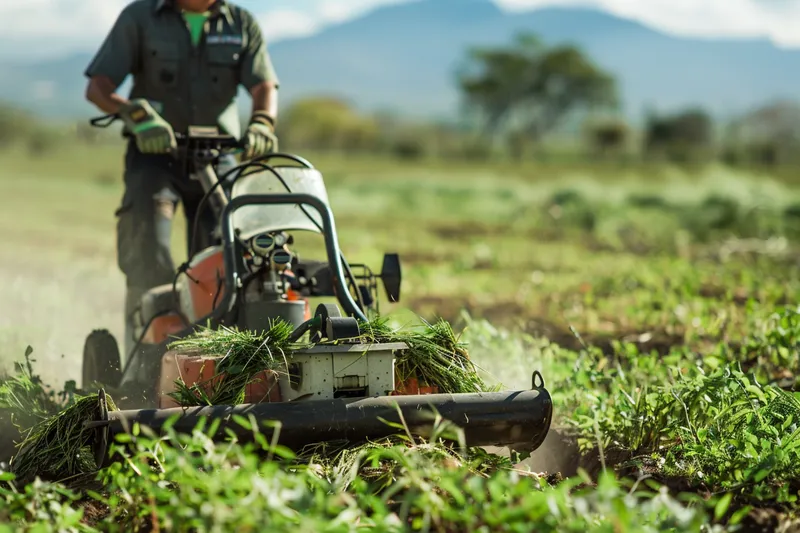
<box><xmin>456</xmin><ymin>33</ymin><xmax>619</xmax><ymax>158</ymax></box>
<box><xmin>75</xmin><ymin>121</ymin><xmax>102</xmax><ymax>144</ymax></box>
<box><xmin>27</xmin><ymin>129</ymin><xmax>61</xmax><ymax>158</ymax></box>
<box><xmin>643</xmin><ymin>108</ymin><xmax>714</xmax><ymax>163</ymax></box>
<box><xmin>724</xmin><ymin>99</ymin><xmax>800</xmax><ymax>167</ymax></box>
<box><xmin>391</xmin><ymin>135</ymin><xmax>426</xmax><ymax>160</ymax></box>
<box><xmin>0</xmin><ymin>104</ymin><xmax>35</xmax><ymax>148</ymax></box>
<box><xmin>279</xmin><ymin>96</ymin><xmax>380</xmax><ymax>152</ymax></box>
<box><xmin>584</xmin><ymin>117</ymin><xmax>630</xmax><ymax>156</ymax></box>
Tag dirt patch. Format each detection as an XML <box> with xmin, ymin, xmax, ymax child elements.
<box><xmin>737</xmin><ymin>508</ymin><xmax>800</xmax><ymax>533</ymax></box>
<box><xmin>428</xmin><ymin>221</ymin><xmax>510</xmax><ymax>240</ymax></box>
<box><xmin>616</xmin><ymin>456</ymin><xmax>800</xmax><ymax>533</ymax></box>
<box><xmin>525</xmin><ymin>431</ymin><xmax>800</xmax><ymax>532</ymax></box>
<box><xmin>406</xmin><ymin>294</ymin><xmax>689</xmax><ymax>356</ymax></box>
<box><xmin>397</xmin><ymin>249</ymin><xmax>458</xmax><ymax>265</ymax></box>
<box><xmin>407</xmin><ymin>295</ymin><xmax>537</xmax><ymax>330</ymax></box>
<box><xmin>79</xmin><ymin>499</ymin><xmax>113</xmax><ymax>528</ymax></box>
<box><xmin>558</xmin><ymin>329</ymin><xmax>687</xmax><ymax>357</ymax></box>
<box><xmin>519</xmin><ymin>427</ymin><xmax>630</xmax><ymax>480</ymax></box>
<box><xmin>698</xmin><ymin>283</ymin><xmax>792</xmax><ymax>307</ymax></box>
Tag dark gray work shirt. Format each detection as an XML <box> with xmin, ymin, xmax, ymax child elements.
<box><xmin>84</xmin><ymin>0</ymin><xmax>279</xmax><ymax>136</ymax></box>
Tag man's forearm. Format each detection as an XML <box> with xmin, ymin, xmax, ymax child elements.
<box><xmin>249</xmin><ymin>81</ymin><xmax>278</xmax><ymax>123</ymax></box>
<box><xmin>85</xmin><ymin>76</ymin><xmax>130</xmax><ymax>115</ymax></box>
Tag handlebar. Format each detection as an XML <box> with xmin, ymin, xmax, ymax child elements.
<box><xmin>174</xmin><ymin>129</ymin><xmax>244</xmax><ymax>153</ymax></box>
<box><xmin>89</xmin><ymin>113</ymin><xmax>244</xmax><ymax>154</ymax></box>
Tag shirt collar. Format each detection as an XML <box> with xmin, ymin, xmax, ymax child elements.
<box><xmin>155</xmin><ymin>0</ymin><xmax>232</xmax><ymax>23</ymax></box>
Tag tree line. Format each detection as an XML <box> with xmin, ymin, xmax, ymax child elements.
<box><xmin>273</xmin><ymin>32</ymin><xmax>799</xmax><ymax>171</ymax></box>
<box><xmin>0</xmin><ymin>30</ymin><xmax>796</xmax><ymax>172</ymax></box>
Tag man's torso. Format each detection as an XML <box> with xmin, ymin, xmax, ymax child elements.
<box><xmin>123</xmin><ymin>0</ymin><xmax>251</xmax><ymax>136</ymax></box>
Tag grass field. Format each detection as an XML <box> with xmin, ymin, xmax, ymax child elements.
<box><xmin>1</xmin><ymin>139</ymin><xmax>800</xmax><ymax>531</ymax></box>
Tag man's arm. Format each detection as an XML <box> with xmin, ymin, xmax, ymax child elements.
<box><xmin>86</xmin><ymin>76</ymin><xmax>130</xmax><ymax>115</ymax></box>
<box><xmin>249</xmin><ymin>80</ymin><xmax>278</xmax><ymax>121</ymax></box>
<box><xmin>84</xmin><ymin>5</ymin><xmax>140</xmax><ymax>114</ymax></box>
<box><xmin>239</xmin><ymin>12</ymin><xmax>280</xmax><ymax>126</ymax></box>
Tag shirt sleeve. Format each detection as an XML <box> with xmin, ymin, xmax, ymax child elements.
<box><xmin>84</xmin><ymin>5</ymin><xmax>140</xmax><ymax>87</ymax></box>
<box><xmin>239</xmin><ymin>12</ymin><xmax>280</xmax><ymax>91</ymax></box>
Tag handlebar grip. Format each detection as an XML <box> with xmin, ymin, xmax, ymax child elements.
<box><xmin>172</xmin><ymin>132</ymin><xmax>244</xmax><ymax>150</ymax></box>
<box><xmin>90</xmin><ymin>114</ymin><xmax>120</xmax><ymax>128</ymax></box>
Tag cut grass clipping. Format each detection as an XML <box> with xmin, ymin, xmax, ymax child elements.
<box><xmin>357</xmin><ymin>316</ymin><xmax>491</xmax><ymax>394</ymax></box>
<box><xmin>296</xmin><ymin>432</ymin><xmax>522</xmax><ymax>493</ymax></box>
<box><xmin>167</xmin><ymin>320</ymin><xmax>295</xmax><ymax>406</ymax></box>
<box><xmin>166</xmin><ymin>316</ymin><xmax>490</xmax><ymax>408</ymax></box>
<box><xmin>8</xmin><ymin>391</ymin><xmax>117</xmax><ymax>485</ymax></box>
<box><xmin>1</xmin><ymin>347</ymin><xmax>77</xmax><ymax>468</ymax></box>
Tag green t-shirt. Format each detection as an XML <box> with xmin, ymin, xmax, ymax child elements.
<box><xmin>182</xmin><ymin>11</ymin><xmax>211</xmax><ymax>46</ymax></box>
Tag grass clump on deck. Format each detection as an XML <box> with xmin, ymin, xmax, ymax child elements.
<box><xmin>356</xmin><ymin>316</ymin><xmax>491</xmax><ymax>394</ymax></box>
<box><xmin>166</xmin><ymin>320</ymin><xmax>298</xmax><ymax>406</ymax></box>
<box><xmin>164</xmin><ymin>315</ymin><xmax>490</xmax><ymax>409</ymax></box>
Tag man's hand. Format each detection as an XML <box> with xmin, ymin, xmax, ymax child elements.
<box><xmin>118</xmin><ymin>99</ymin><xmax>177</xmax><ymax>154</ymax></box>
<box><xmin>242</xmin><ymin>112</ymin><xmax>278</xmax><ymax>160</ymax></box>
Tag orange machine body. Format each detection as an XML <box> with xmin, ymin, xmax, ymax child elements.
<box><xmin>158</xmin><ymin>351</ymin><xmax>282</xmax><ymax>408</ymax></box>
<box><xmin>142</xmin><ymin>315</ymin><xmax>186</xmax><ymax>345</ymax></box>
<box><xmin>146</xmin><ymin>245</ymin><xmax>314</xmax><ymax>405</ymax></box>
<box><xmin>140</xmin><ymin>247</ymin><xmax>226</xmax><ymax>346</ymax></box>
<box><xmin>185</xmin><ymin>246</ymin><xmax>227</xmax><ymax>320</ymax></box>
<box><xmin>180</xmin><ymin>246</ymin><xmax>311</xmax><ymax>322</ymax></box>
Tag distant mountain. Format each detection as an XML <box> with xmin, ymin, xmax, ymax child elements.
<box><xmin>1</xmin><ymin>0</ymin><xmax>798</xmax><ymax>125</ymax></box>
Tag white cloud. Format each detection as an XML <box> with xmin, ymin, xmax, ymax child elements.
<box><xmin>32</xmin><ymin>81</ymin><xmax>56</xmax><ymax>101</ymax></box>
<box><xmin>257</xmin><ymin>0</ymin><xmax>410</xmax><ymax>41</ymax></box>
<box><xmin>0</xmin><ymin>0</ymin><xmax>129</xmax><ymax>59</ymax></box>
<box><xmin>496</xmin><ymin>0</ymin><xmax>800</xmax><ymax>47</ymax></box>
<box><xmin>0</xmin><ymin>0</ymin><xmax>127</xmax><ymax>39</ymax></box>
<box><xmin>316</xmin><ymin>0</ymin><xmax>409</xmax><ymax>23</ymax></box>
<box><xmin>257</xmin><ymin>10</ymin><xmax>321</xmax><ymax>42</ymax></box>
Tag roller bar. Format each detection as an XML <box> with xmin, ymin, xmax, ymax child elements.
<box><xmin>89</xmin><ymin>387</ymin><xmax>553</xmax><ymax>467</ymax></box>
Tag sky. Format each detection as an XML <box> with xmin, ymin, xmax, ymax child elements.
<box><xmin>0</xmin><ymin>0</ymin><xmax>798</xmax><ymax>61</ymax></box>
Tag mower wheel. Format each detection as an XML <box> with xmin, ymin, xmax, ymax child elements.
<box><xmin>82</xmin><ymin>329</ymin><xmax>122</xmax><ymax>390</ymax></box>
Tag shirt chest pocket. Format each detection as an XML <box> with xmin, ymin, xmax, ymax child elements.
<box><xmin>144</xmin><ymin>41</ymin><xmax>180</xmax><ymax>90</ymax></box>
<box><xmin>207</xmin><ymin>44</ymin><xmax>241</xmax><ymax>97</ymax></box>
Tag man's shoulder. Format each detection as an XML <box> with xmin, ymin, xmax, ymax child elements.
<box><xmin>117</xmin><ymin>0</ymin><xmax>156</xmax><ymax>20</ymax></box>
<box><xmin>225</xmin><ymin>2</ymin><xmax>259</xmax><ymax>25</ymax></box>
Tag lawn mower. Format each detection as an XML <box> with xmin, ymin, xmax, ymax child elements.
<box><xmin>78</xmin><ymin>116</ymin><xmax>553</xmax><ymax>465</ymax></box>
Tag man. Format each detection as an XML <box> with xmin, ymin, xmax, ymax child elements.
<box><xmin>84</xmin><ymin>0</ymin><xmax>280</xmax><ymax>357</ymax></box>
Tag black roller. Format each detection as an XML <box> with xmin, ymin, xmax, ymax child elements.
<box><xmin>88</xmin><ymin>386</ymin><xmax>553</xmax><ymax>467</ymax></box>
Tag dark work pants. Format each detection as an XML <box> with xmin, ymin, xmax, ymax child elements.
<box><xmin>116</xmin><ymin>141</ymin><xmax>235</xmax><ymax>357</ymax></box>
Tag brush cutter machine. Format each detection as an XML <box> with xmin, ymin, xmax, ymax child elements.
<box><xmin>78</xmin><ymin>116</ymin><xmax>553</xmax><ymax>464</ymax></box>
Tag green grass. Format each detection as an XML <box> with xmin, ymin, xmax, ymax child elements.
<box><xmin>0</xmin><ymin>425</ymin><xmax>722</xmax><ymax>532</ymax></box>
<box><xmin>2</xmin><ymin>138</ymin><xmax>800</xmax><ymax>530</ymax></box>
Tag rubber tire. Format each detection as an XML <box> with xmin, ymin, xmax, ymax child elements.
<box><xmin>82</xmin><ymin>329</ymin><xmax>122</xmax><ymax>390</ymax></box>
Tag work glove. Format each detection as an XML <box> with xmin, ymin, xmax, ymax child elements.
<box><xmin>118</xmin><ymin>98</ymin><xmax>177</xmax><ymax>154</ymax></box>
<box><xmin>242</xmin><ymin>112</ymin><xmax>278</xmax><ymax>160</ymax></box>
